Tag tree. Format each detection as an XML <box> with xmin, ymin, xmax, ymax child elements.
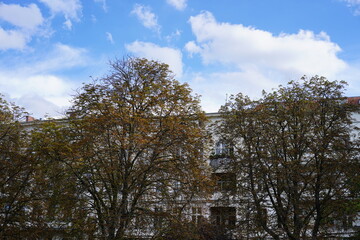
<box><xmin>34</xmin><ymin>57</ymin><xmax>211</xmax><ymax>239</ymax></box>
<box><xmin>218</xmin><ymin>76</ymin><xmax>360</xmax><ymax>239</ymax></box>
<box><xmin>157</xmin><ymin>219</ymin><xmax>233</xmax><ymax>240</ymax></box>
<box><xmin>30</xmin><ymin>121</ymin><xmax>97</xmax><ymax>239</ymax></box>
<box><xmin>0</xmin><ymin>96</ymin><xmax>29</xmax><ymax>239</ymax></box>
<box><xmin>0</xmin><ymin>96</ymin><xmax>44</xmax><ymax>239</ymax></box>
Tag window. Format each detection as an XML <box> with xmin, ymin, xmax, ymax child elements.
<box><xmin>210</xmin><ymin>157</ymin><xmax>231</xmax><ymax>168</ymax></box>
<box><xmin>210</xmin><ymin>141</ymin><xmax>233</xmax><ymax>167</ymax></box>
<box><xmin>134</xmin><ymin>214</ymin><xmax>151</xmax><ymax>229</ymax></box>
<box><xmin>256</xmin><ymin>207</ymin><xmax>268</xmax><ymax>227</ymax></box>
<box><xmin>191</xmin><ymin>207</ymin><xmax>203</xmax><ymax>224</ymax></box>
<box><xmin>172</xmin><ymin>207</ymin><xmax>182</xmax><ymax>217</ymax></box>
<box><xmin>173</xmin><ymin>181</ymin><xmax>181</xmax><ymax>192</ymax></box>
<box><xmin>153</xmin><ymin>207</ymin><xmax>164</xmax><ymax>229</ymax></box>
<box><xmin>212</xmin><ymin>173</ymin><xmax>236</xmax><ymax>191</ymax></box>
<box><xmin>215</xmin><ymin>141</ymin><xmax>230</xmax><ymax>156</ymax></box>
<box><xmin>342</xmin><ymin>215</ymin><xmax>354</xmax><ymax>229</ymax></box>
<box><xmin>210</xmin><ymin>207</ymin><xmax>236</xmax><ymax>227</ymax></box>
<box><xmin>155</xmin><ymin>183</ymin><xmax>164</xmax><ymax>193</ymax></box>
<box><xmin>172</xmin><ymin>147</ymin><xmax>183</xmax><ymax>159</ymax></box>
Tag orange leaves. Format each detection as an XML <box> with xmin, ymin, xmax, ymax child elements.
<box><xmin>30</xmin><ymin>57</ymin><xmax>212</xmax><ymax>238</ymax></box>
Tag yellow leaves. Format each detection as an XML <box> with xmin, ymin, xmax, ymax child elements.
<box><xmin>20</xmin><ymin>57</ymin><xmax>211</xmax><ymax>239</ymax></box>
<box><xmin>219</xmin><ymin>76</ymin><xmax>360</xmax><ymax>238</ymax></box>
<box><xmin>71</xmin><ymin>157</ymin><xmax>85</xmax><ymax>168</ymax></box>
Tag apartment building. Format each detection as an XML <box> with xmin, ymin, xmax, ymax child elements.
<box><xmin>14</xmin><ymin>97</ymin><xmax>360</xmax><ymax>239</ymax></box>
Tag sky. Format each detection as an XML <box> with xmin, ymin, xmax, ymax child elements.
<box><xmin>1</xmin><ymin>0</ymin><xmax>360</xmax><ymax>118</ymax></box>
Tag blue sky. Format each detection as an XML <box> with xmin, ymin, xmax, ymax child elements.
<box><xmin>1</xmin><ymin>0</ymin><xmax>360</xmax><ymax>117</ymax></box>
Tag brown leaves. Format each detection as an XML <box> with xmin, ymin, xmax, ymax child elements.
<box><xmin>219</xmin><ymin>76</ymin><xmax>360</xmax><ymax>239</ymax></box>
<box><xmin>33</xmin><ymin>57</ymin><xmax>211</xmax><ymax>239</ymax></box>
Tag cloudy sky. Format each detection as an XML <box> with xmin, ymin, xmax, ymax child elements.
<box><xmin>1</xmin><ymin>0</ymin><xmax>360</xmax><ymax>117</ymax></box>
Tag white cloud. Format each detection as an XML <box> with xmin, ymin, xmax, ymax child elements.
<box><xmin>331</xmin><ymin>60</ymin><xmax>360</xmax><ymax>97</ymax></box>
<box><xmin>186</xmin><ymin>11</ymin><xmax>347</xmax><ymax>78</ymax></box>
<box><xmin>342</xmin><ymin>0</ymin><xmax>360</xmax><ymax>3</ymax></box>
<box><xmin>184</xmin><ymin>41</ymin><xmax>201</xmax><ymax>57</ymax></box>
<box><xmin>106</xmin><ymin>32</ymin><xmax>114</xmax><ymax>44</ymax></box>
<box><xmin>126</xmin><ymin>41</ymin><xmax>183</xmax><ymax>78</ymax></box>
<box><xmin>0</xmin><ymin>3</ymin><xmax>43</xmax><ymax>30</ymax></box>
<box><xmin>4</xmin><ymin>75</ymin><xmax>71</xmax><ymax>100</ymax></box>
<box><xmin>131</xmin><ymin>4</ymin><xmax>160</xmax><ymax>33</ymax></box>
<box><xmin>341</xmin><ymin>0</ymin><xmax>360</xmax><ymax>15</ymax></box>
<box><xmin>20</xmin><ymin>43</ymin><xmax>88</xmax><ymax>74</ymax></box>
<box><xmin>94</xmin><ymin>0</ymin><xmax>108</xmax><ymax>12</ymax></box>
<box><xmin>0</xmin><ymin>43</ymin><xmax>89</xmax><ymax>117</ymax></box>
<box><xmin>191</xmin><ymin>62</ymin><xmax>360</xmax><ymax>113</ymax></box>
<box><xmin>0</xmin><ymin>3</ymin><xmax>45</xmax><ymax>50</ymax></box>
<box><xmin>166</xmin><ymin>29</ymin><xmax>181</xmax><ymax>42</ymax></box>
<box><xmin>16</xmin><ymin>94</ymin><xmax>66</xmax><ymax>118</ymax></box>
<box><xmin>188</xmin><ymin>69</ymin><xmax>285</xmax><ymax>113</ymax></box>
<box><xmin>91</xmin><ymin>14</ymin><xmax>97</xmax><ymax>23</ymax></box>
<box><xmin>39</xmin><ymin>0</ymin><xmax>82</xmax><ymax>30</ymax></box>
<box><xmin>166</xmin><ymin>0</ymin><xmax>187</xmax><ymax>10</ymax></box>
<box><xmin>0</xmin><ymin>72</ymin><xmax>73</xmax><ymax>118</ymax></box>
<box><xmin>63</xmin><ymin>19</ymin><xmax>72</xmax><ymax>30</ymax></box>
<box><xmin>0</xmin><ymin>28</ymin><xmax>28</xmax><ymax>50</ymax></box>
<box><xmin>341</xmin><ymin>0</ymin><xmax>360</xmax><ymax>6</ymax></box>
<box><xmin>184</xmin><ymin>11</ymin><xmax>352</xmax><ymax>112</ymax></box>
